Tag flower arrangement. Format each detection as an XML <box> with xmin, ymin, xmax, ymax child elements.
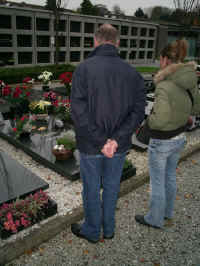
<box><xmin>12</xmin><ymin>115</ymin><xmax>35</xmax><ymax>138</ymax></box>
<box><xmin>0</xmin><ymin>190</ymin><xmax>57</xmax><ymax>239</ymax></box>
<box><xmin>29</xmin><ymin>100</ymin><xmax>51</xmax><ymax>115</ymax></box>
<box><xmin>43</xmin><ymin>91</ymin><xmax>71</xmax><ymax>122</ymax></box>
<box><xmin>52</xmin><ymin>135</ymin><xmax>76</xmax><ymax>160</ymax></box>
<box><xmin>58</xmin><ymin>72</ymin><xmax>73</xmax><ymax>97</ymax></box>
<box><xmin>38</xmin><ymin>71</ymin><xmax>53</xmax><ymax>85</ymax></box>
<box><xmin>2</xmin><ymin>84</ymin><xmax>31</xmax><ymax>106</ymax></box>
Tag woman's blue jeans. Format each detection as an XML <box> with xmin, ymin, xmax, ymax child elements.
<box><xmin>145</xmin><ymin>137</ymin><xmax>186</xmax><ymax>228</ymax></box>
<box><xmin>79</xmin><ymin>152</ymin><xmax>126</xmax><ymax>241</ymax></box>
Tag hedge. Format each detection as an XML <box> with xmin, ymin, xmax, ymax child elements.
<box><xmin>0</xmin><ymin>64</ymin><xmax>158</xmax><ymax>85</ymax></box>
<box><xmin>0</xmin><ymin>64</ymin><xmax>76</xmax><ymax>84</ymax></box>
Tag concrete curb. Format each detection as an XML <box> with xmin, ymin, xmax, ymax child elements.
<box><xmin>0</xmin><ymin>143</ymin><xmax>200</xmax><ymax>265</ymax></box>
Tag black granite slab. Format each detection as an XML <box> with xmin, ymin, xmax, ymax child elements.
<box><xmin>0</xmin><ymin>119</ymin><xmax>80</xmax><ymax>181</ymax></box>
<box><xmin>0</xmin><ymin>149</ymin><xmax>49</xmax><ymax>205</ymax></box>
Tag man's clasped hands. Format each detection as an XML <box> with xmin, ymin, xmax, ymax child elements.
<box><xmin>101</xmin><ymin>139</ymin><xmax>118</xmax><ymax>158</ymax></box>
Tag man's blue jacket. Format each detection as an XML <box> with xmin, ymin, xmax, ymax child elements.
<box><xmin>71</xmin><ymin>44</ymin><xmax>146</xmax><ymax>154</ymax></box>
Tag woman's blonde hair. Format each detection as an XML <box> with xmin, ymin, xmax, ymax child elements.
<box><xmin>160</xmin><ymin>39</ymin><xmax>188</xmax><ymax>63</ymax></box>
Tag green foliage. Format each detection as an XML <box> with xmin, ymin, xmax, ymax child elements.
<box><xmin>0</xmin><ymin>64</ymin><xmax>76</xmax><ymax>85</ymax></box>
<box><xmin>57</xmin><ymin>136</ymin><xmax>76</xmax><ymax>151</ymax></box>
<box><xmin>80</xmin><ymin>0</ymin><xmax>97</xmax><ymax>15</ymax></box>
<box><xmin>135</xmin><ymin>66</ymin><xmax>159</xmax><ymax>73</ymax></box>
<box><xmin>45</xmin><ymin>0</ymin><xmax>57</xmax><ymax>10</ymax></box>
<box><xmin>123</xmin><ymin>159</ymin><xmax>132</xmax><ymax>170</ymax></box>
<box><xmin>134</xmin><ymin>8</ymin><xmax>145</xmax><ymax>18</ymax></box>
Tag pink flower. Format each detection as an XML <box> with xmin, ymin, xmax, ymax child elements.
<box><xmin>4</xmin><ymin>221</ymin><xmax>11</xmax><ymax>231</ymax></box>
<box><xmin>15</xmin><ymin>220</ymin><xmax>20</xmax><ymax>227</ymax></box>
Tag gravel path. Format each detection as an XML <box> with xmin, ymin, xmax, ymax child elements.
<box><xmin>5</xmin><ymin>149</ymin><xmax>200</xmax><ymax>266</ymax></box>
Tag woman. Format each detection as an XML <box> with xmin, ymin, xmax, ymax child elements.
<box><xmin>135</xmin><ymin>39</ymin><xmax>200</xmax><ymax>229</ymax></box>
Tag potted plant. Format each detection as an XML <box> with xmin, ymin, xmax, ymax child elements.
<box><xmin>58</xmin><ymin>72</ymin><xmax>72</xmax><ymax>98</ymax></box>
<box><xmin>1</xmin><ymin>83</ymin><xmax>31</xmax><ymax>117</ymax></box>
<box><xmin>29</xmin><ymin>100</ymin><xmax>51</xmax><ymax>120</ymax></box>
<box><xmin>52</xmin><ymin>136</ymin><xmax>76</xmax><ymax>160</ymax></box>
<box><xmin>38</xmin><ymin>71</ymin><xmax>53</xmax><ymax>91</ymax></box>
<box><xmin>43</xmin><ymin>91</ymin><xmax>72</xmax><ymax>124</ymax></box>
<box><xmin>12</xmin><ymin>115</ymin><xmax>35</xmax><ymax>139</ymax></box>
<box><xmin>0</xmin><ymin>190</ymin><xmax>57</xmax><ymax>240</ymax></box>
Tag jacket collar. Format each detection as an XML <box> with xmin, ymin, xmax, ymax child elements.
<box><xmin>154</xmin><ymin>61</ymin><xmax>197</xmax><ymax>84</ymax></box>
<box><xmin>88</xmin><ymin>44</ymin><xmax>119</xmax><ymax>58</ymax></box>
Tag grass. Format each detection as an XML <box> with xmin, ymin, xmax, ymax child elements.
<box><xmin>135</xmin><ymin>66</ymin><xmax>159</xmax><ymax>73</ymax></box>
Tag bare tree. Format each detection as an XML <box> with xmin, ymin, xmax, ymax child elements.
<box><xmin>173</xmin><ymin>0</ymin><xmax>200</xmax><ymax>25</ymax></box>
<box><xmin>173</xmin><ymin>0</ymin><xmax>199</xmax><ymax>12</ymax></box>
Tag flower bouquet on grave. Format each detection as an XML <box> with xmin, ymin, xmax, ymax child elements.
<box><xmin>1</xmin><ymin>83</ymin><xmax>31</xmax><ymax>117</ymax></box>
<box><xmin>0</xmin><ymin>190</ymin><xmax>57</xmax><ymax>240</ymax></box>
<box><xmin>29</xmin><ymin>100</ymin><xmax>51</xmax><ymax>120</ymax></box>
<box><xmin>12</xmin><ymin>115</ymin><xmax>35</xmax><ymax>139</ymax></box>
<box><xmin>58</xmin><ymin>72</ymin><xmax>73</xmax><ymax>98</ymax></box>
<box><xmin>43</xmin><ymin>91</ymin><xmax>72</xmax><ymax>124</ymax></box>
<box><xmin>52</xmin><ymin>136</ymin><xmax>76</xmax><ymax>160</ymax></box>
<box><xmin>38</xmin><ymin>71</ymin><xmax>53</xmax><ymax>91</ymax></box>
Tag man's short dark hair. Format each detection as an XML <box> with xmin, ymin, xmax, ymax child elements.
<box><xmin>95</xmin><ymin>24</ymin><xmax>119</xmax><ymax>45</ymax></box>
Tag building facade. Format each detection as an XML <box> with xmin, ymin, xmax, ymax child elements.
<box><xmin>0</xmin><ymin>4</ymin><xmax>200</xmax><ymax>67</ymax></box>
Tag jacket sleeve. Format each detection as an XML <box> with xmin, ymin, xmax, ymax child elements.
<box><xmin>70</xmin><ymin>65</ymin><xmax>107</xmax><ymax>149</ymax></box>
<box><xmin>112</xmin><ymin>74</ymin><xmax>146</xmax><ymax>143</ymax></box>
<box><xmin>191</xmin><ymin>85</ymin><xmax>200</xmax><ymax>115</ymax></box>
<box><xmin>148</xmin><ymin>84</ymin><xmax>171</xmax><ymax>129</ymax></box>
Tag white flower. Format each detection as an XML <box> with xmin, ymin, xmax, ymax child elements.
<box><xmin>38</xmin><ymin>71</ymin><xmax>53</xmax><ymax>84</ymax></box>
<box><xmin>54</xmin><ymin>145</ymin><xmax>59</xmax><ymax>149</ymax></box>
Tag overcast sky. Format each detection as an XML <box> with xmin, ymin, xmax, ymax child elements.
<box><xmin>10</xmin><ymin>0</ymin><xmax>174</xmax><ymax>15</ymax></box>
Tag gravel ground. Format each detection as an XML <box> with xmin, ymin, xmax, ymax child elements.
<box><xmin>4</xmin><ymin>140</ymin><xmax>200</xmax><ymax>265</ymax></box>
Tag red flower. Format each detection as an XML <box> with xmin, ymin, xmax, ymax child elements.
<box><xmin>53</xmin><ymin>100</ymin><xmax>59</xmax><ymax>107</ymax></box>
<box><xmin>23</xmin><ymin>77</ymin><xmax>32</xmax><ymax>83</ymax></box>
<box><xmin>2</xmin><ymin>85</ymin><xmax>11</xmax><ymax>96</ymax></box>
<box><xmin>26</xmin><ymin>91</ymin><xmax>31</xmax><ymax>97</ymax></box>
<box><xmin>15</xmin><ymin>87</ymin><xmax>22</xmax><ymax>94</ymax></box>
<box><xmin>13</xmin><ymin>128</ymin><xmax>17</xmax><ymax>132</ymax></box>
<box><xmin>59</xmin><ymin>72</ymin><xmax>73</xmax><ymax>84</ymax></box>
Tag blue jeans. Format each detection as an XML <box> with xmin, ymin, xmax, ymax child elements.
<box><xmin>145</xmin><ymin>137</ymin><xmax>186</xmax><ymax>228</ymax></box>
<box><xmin>79</xmin><ymin>152</ymin><xmax>126</xmax><ymax>241</ymax></box>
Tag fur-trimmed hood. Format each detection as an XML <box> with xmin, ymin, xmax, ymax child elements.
<box><xmin>154</xmin><ymin>61</ymin><xmax>198</xmax><ymax>91</ymax></box>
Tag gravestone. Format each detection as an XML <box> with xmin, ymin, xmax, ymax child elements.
<box><xmin>0</xmin><ymin>149</ymin><xmax>49</xmax><ymax>205</ymax></box>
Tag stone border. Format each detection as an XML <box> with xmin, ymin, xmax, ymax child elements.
<box><xmin>0</xmin><ymin>143</ymin><xmax>200</xmax><ymax>265</ymax></box>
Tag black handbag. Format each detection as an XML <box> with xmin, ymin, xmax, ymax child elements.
<box><xmin>136</xmin><ymin>120</ymin><xmax>151</xmax><ymax>145</ymax></box>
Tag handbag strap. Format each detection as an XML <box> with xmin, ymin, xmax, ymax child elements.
<box><xmin>186</xmin><ymin>89</ymin><xmax>194</xmax><ymax>106</ymax></box>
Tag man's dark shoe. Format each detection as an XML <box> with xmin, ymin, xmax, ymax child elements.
<box><xmin>103</xmin><ymin>234</ymin><xmax>114</xmax><ymax>240</ymax></box>
<box><xmin>135</xmin><ymin>215</ymin><xmax>160</xmax><ymax>229</ymax></box>
<box><xmin>71</xmin><ymin>223</ymin><xmax>99</xmax><ymax>244</ymax></box>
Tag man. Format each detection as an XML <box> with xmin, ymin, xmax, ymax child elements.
<box><xmin>71</xmin><ymin>24</ymin><xmax>146</xmax><ymax>243</ymax></box>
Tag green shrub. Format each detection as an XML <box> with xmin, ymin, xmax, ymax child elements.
<box><xmin>0</xmin><ymin>64</ymin><xmax>76</xmax><ymax>84</ymax></box>
<box><xmin>56</xmin><ymin>136</ymin><xmax>76</xmax><ymax>151</ymax></box>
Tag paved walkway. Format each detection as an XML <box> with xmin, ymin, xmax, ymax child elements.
<box><xmin>6</xmin><ymin>150</ymin><xmax>200</xmax><ymax>266</ymax></box>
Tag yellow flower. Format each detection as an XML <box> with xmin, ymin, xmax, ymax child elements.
<box><xmin>36</xmin><ymin>100</ymin><xmax>51</xmax><ymax>110</ymax></box>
